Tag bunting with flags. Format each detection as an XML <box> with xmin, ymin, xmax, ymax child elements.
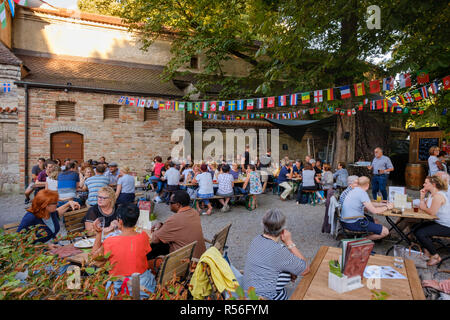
<box><xmin>339</xmin><ymin>86</ymin><xmax>351</xmax><ymax>99</ymax></box>
<box><xmin>399</xmin><ymin>73</ymin><xmax>411</xmax><ymax>88</ymax></box>
<box><xmin>290</xmin><ymin>94</ymin><xmax>298</xmax><ymax>106</ymax></box>
<box><xmin>267</xmin><ymin>96</ymin><xmax>275</xmax><ymax>108</ymax></box>
<box><xmin>354</xmin><ymin>82</ymin><xmax>365</xmax><ymax>96</ymax></box>
<box><xmin>301</xmin><ymin>92</ymin><xmax>310</xmax><ymax>104</ymax></box>
<box><xmin>313</xmin><ymin>90</ymin><xmax>323</xmax><ymax>103</ymax></box>
<box><xmin>369</xmin><ymin>80</ymin><xmax>381</xmax><ymax>93</ymax></box>
<box><xmin>257</xmin><ymin>98</ymin><xmax>264</xmax><ymax>109</ymax></box>
<box><xmin>278</xmin><ymin>95</ymin><xmax>287</xmax><ymax>106</ymax></box>
<box><xmin>326</xmin><ymin>88</ymin><xmax>334</xmax><ymax>101</ymax></box>
<box><xmin>246</xmin><ymin>99</ymin><xmax>254</xmax><ymax>110</ymax></box>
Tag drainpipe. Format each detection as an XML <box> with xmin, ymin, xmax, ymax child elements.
<box><xmin>24</xmin><ymin>83</ymin><xmax>29</xmax><ymax>189</ymax></box>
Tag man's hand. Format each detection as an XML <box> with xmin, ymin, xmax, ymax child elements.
<box><xmin>151</xmin><ymin>222</ymin><xmax>163</xmax><ymax>232</ymax></box>
<box><xmin>280</xmin><ymin>229</ymin><xmax>293</xmax><ymax>246</ymax></box>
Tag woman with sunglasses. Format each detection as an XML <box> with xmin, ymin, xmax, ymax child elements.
<box><xmin>82</xmin><ymin>186</ymin><xmax>119</xmax><ymax>236</ymax></box>
<box><xmin>17</xmin><ymin>189</ymin><xmax>80</xmax><ymax>244</ymax></box>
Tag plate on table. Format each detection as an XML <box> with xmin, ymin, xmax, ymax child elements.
<box><xmin>73</xmin><ymin>238</ymin><xmax>96</xmax><ymax>248</ymax></box>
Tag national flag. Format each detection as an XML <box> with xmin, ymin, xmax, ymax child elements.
<box><xmin>250</xmin><ymin>113</ymin><xmax>255</xmax><ymax>119</ymax></box>
<box><xmin>218</xmin><ymin>101</ymin><xmax>226</xmax><ymax>111</ymax></box>
<box><xmin>139</xmin><ymin>99</ymin><xmax>146</xmax><ymax>108</ymax></box>
<box><xmin>357</xmin><ymin>103</ymin><xmax>363</xmax><ymax>111</ymax></box>
<box><xmin>278</xmin><ymin>95</ymin><xmax>287</xmax><ymax>106</ymax></box>
<box><xmin>136</xmin><ymin>98</ymin><xmax>141</xmax><ymax>107</ymax></box>
<box><xmin>369</xmin><ymin>80</ymin><xmax>381</xmax><ymax>93</ymax></box>
<box><xmin>420</xmin><ymin>86</ymin><xmax>429</xmax><ymax>99</ymax></box>
<box><xmin>339</xmin><ymin>86</ymin><xmax>351</xmax><ymax>99</ymax></box>
<box><xmin>8</xmin><ymin>0</ymin><xmax>14</xmax><ymax>17</ymax></box>
<box><xmin>383</xmin><ymin>77</ymin><xmax>395</xmax><ymax>91</ymax></box>
<box><xmin>237</xmin><ymin>100</ymin><xmax>244</xmax><ymax>111</ymax></box>
<box><xmin>159</xmin><ymin>101</ymin><xmax>165</xmax><ymax>110</ymax></box>
<box><xmin>363</xmin><ymin>98</ymin><xmax>369</xmax><ymax>105</ymax></box>
<box><xmin>334</xmin><ymin>108</ymin><xmax>340</xmax><ymax>114</ymax></box>
<box><xmin>267</xmin><ymin>96</ymin><xmax>275</xmax><ymax>108</ymax></box>
<box><xmin>309</xmin><ymin>108</ymin><xmax>314</xmax><ymax>115</ymax></box>
<box><xmin>340</xmin><ymin>109</ymin><xmax>345</xmax><ymax>115</ymax></box>
<box><xmin>290</xmin><ymin>94</ymin><xmax>298</xmax><ymax>106</ymax></box>
<box><xmin>194</xmin><ymin>102</ymin><xmax>201</xmax><ymax>111</ymax></box>
<box><xmin>412</xmin><ymin>89</ymin><xmax>422</xmax><ymax>101</ymax></box>
<box><xmin>326</xmin><ymin>88</ymin><xmax>334</xmax><ymax>101</ymax></box>
<box><xmin>418</xmin><ymin>108</ymin><xmax>424</xmax><ymax>115</ymax></box>
<box><xmin>187</xmin><ymin>102</ymin><xmax>193</xmax><ymax>112</ymax></box>
<box><xmin>209</xmin><ymin>101</ymin><xmax>217</xmax><ymax>111</ymax></box>
<box><xmin>145</xmin><ymin>99</ymin><xmax>153</xmax><ymax>108</ymax></box>
<box><xmin>443</xmin><ymin>75</ymin><xmax>450</xmax><ymax>90</ymax></box>
<box><xmin>403</xmin><ymin>107</ymin><xmax>409</xmax><ymax>114</ymax></box>
<box><xmin>128</xmin><ymin>97</ymin><xmax>135</xmax><ymax>106</ymax></box>
<box><xmin>353</xmin><ymin>83</ymin><xmax>365</xmax><ymax>96</ymax></box>
<box><xmin>0</xmin><ymin>3</ymin><xmax>7</xmax><ymax>29</ymax></box>
<box><xmin>351</xmin><ymin>108</ymin><xmax>356</xmax><ymax>115</ymax></box>
<box><xmin>429</xmin><ymin>82</ymin><xmax>439</xmax><ymax>95</ymax></box>
<box><xmin>397</xmin><ymin>95</ymin><xmax>406</xmax><ymax>105</ymax></box>
<box><xmin>395</xmin><ymin>107</ymin><xmax>403</xmax><ymax>114</ymax></box>
<box><xmin>166</xmin><ymin>101</ymin><xmax>174</xmax><ymax>110</ymax></box>
<box><xmin>178</xmin><ymin>102</ymin><xmax>185</xmax><ymax>110</ymax></box>
<box><xmin>228</xmin><ymin>100</ymin><xmax>236</xmax><ymax>111</ymax></box>
<box><xmin>174</xmin><ymin>102</ymin><xmax>179</xmax><ymax>111</ymax></box>
<box><xmin>410</xmin><ymin>108</ymin><xmax>417</xmax><ymax>115</ymax></box>
<box><xmin>117</xmin><ymin>96</ymin><xmax>125</xmax><ymax>104</ymax></box>
<box><xmin>13</xmin><ymin>0</ymin><xmax>28</xmax><ymax>5</ymax></box>
<box><xmin>202</xmin><ymin>101</ymin><xmax>208</xmax><ymax>112</ymax></box>
<box><xmin>383</xmin><ymin>99</ymin><xmax>388</xmax><ymax>113</ymax></box>
<box><xmin>257</xmin><ymin>98</ymin><xmax>264</xmax><ymax>109</ymax></box>
<box><xmin>301</xmin><ymin>92</ymin><xmax>310</xmax><ymax>104</ymax></box>
<box><xmin>399</xmin><ymin>73</ymin><xmax>411</xmax><ymax>88</ymax></box>
<box><xmin>246</xmin><ymin>99</ymin><xmax>254</xmax><ymax>110</ymax></box>
<box><xmin>313</xmin><ymin>90</ymin><xmax>323</xmax><ymax>103</ymax></box>
<box><xmin>152</xmin><ymin>100</ymin><xmax>159</xmax><ymax>109</ymax></box>
<box><xmin>404</xmin><ymin>92</ymin><xmax>414</xmax><ymax>103</ymax></box>
<box><xmin>416</xmin><ymin>70</ymin><xmax>429</xmax><ymax>84</ymax></box>
<box><xmin>315</xmin><ymin>107</ymin><xmax>319</xmax><ymax>113</ymax></box>
<box><xmin>389</xmin><ymin>97</ymin><xmax>398</xmax><ymax>108</ymax></box>
<box><xmin>293</xmin><ymin>112</ymin><xmax>298</xmax><ymax>119</ymax></box>
<box><xmin>376</xmin><ymin>100</ymin><xmax>383</xmax><ymax>110</ymax></box>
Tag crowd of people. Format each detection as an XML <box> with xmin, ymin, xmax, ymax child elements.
<box><xmin>12</xmin><ymin>143</ymin><xmax>450</xmax><ymax>300</ymax></box>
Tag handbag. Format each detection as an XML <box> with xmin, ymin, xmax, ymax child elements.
<box><xmin>399</xmin><ymin>243</ymin><xmax>429</xmax><ymax>269</ymax></box>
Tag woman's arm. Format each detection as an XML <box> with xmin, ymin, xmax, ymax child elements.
<box><xmin>90</xmin><ymin>219</ymin><xmax>105</xmax><ymax>259</ymax></box>
<box><xmin>419</xmin><ymin>193</ymin><xmax>444</xmax><ymax>216</ymax></box>
<box><xmin>115</xmin><ymin>184</ymin><xmax>122</xmax><ymax>199</ymax></box>
<box><xmin>363</xmin><ymin>201</ymin><xmax>394</xmax><ymax>214</ymax></box>
<box><xmin>56</xmin><ymin>200</ymin><xmax>80</xmax><ymax>217</ymax></box>
<box><xmin>281</xmin><ymin>230</ymin><xmax>310</xmax><ymax>276</ymax></box>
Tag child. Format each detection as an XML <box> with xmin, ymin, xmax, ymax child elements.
<box><xmin>243</xmin><ymin>164</ymin><xmax>262</xmax><ymax>209</ymax></box>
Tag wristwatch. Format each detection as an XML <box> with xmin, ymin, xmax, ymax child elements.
<box><xmin>287</xmin><ymin>243</ymin><xmax>296</xmax><ymax>249</ymax></box>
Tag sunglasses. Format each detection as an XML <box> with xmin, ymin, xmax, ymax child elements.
<box><xmin>97</xmin><ymin>195</ymin><xmax>110</xmax><ymax>200</ymax></box>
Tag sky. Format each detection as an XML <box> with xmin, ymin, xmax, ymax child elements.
<box><xmin>36</xmin><ymin>0</ymin><xmax>79</xmax><ymax>9</ymax></box>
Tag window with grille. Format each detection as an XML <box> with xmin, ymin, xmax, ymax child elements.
<box><xmin>56</xmin><ymin>101</ymin><xmax>75</xmax><ymax>118</ymax></box>
<box><xmin>104</xmin><ymin>104</ymin><xmax>120</xmax><ymax>120</ymax></box>
<box><xmin>144</xmin><ymin>108</ymin><xmax>159</xmax><ymax>121</ymax></box>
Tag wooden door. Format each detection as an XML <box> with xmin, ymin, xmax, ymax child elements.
<box><xmin>51</xmin><ymin>132</ymin><xmax>84</xmax><ymax>163</ymax></box>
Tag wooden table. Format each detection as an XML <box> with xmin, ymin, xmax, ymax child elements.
<box><xmin>373</xmin><ymin>205</ymin><xmax>437</xmax><ymax>255</ymax></box>
<box><xmin>65</xmin><ymin>250</ymin><xmax>106</xmax><ymax>268</ymax></box>
<box><xmin>290</xmin><ymin>246</ymin><xmax>425</xmax><ymax>300</ymax></box>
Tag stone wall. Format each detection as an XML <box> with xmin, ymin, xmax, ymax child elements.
<box><xmin>16</xmin><ymin>87</ymin><xmax>185</xmax><ymax>188</ymax></box>
<box><xmin>0</xmin><ymin>64</ymin><xmax>20</xmax><ymax>193</ymax></box>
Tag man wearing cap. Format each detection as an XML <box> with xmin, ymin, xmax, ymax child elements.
<box><xmin>367</xmin><ymin>147</ymin><xmax>394</xmax><ymax>200</ymax></box>
<box><xmin>105</xmin><ymin>162</ymin><xmax>121</xmax><ymax>185</ymax></box>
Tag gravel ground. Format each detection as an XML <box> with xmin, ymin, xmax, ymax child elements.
<box><xmin>1</xmin><ymin>188</ymin><xmax>449</xmax><ymax>296</ymax></box>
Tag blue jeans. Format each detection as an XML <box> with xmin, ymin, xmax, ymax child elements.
<box><xmin>371</xmin><ymin>174</ymin><xmax>388</xmax><ymax>200</ymax></box>
<box><xmin>149</xmin><ymin>176</ymin><xmax>164</xmax><ymax>193</ymax></box>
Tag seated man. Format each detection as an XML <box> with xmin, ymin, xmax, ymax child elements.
<box><xmin>340</xmin><ymin>176</ymin><xmax>392</xmax><ymax>241</ymax></box>
<box><xmin>333</xmin><ymin>162</ymin><xmax>349</xmax><ymax>189</ymax></box>
<box><xmin>339</xmin><ymin>175</ymin><xmax>359</xmax><ymax>207</ymax></box>
<box><xmin>148</xmin><ymin>190</ymin><xmax>207</xmax><ymax>261</ymax></box>
<box><xmin>160</xmin><ymin>162</ymin><xmax>181</xmax><ymax>203</ymax></box>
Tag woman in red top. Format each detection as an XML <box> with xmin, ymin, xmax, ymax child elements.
<box><xmin>149</xmin><ymin>156</ymin><xmax>165</xmax><ymax>194</ymax></box>
<box><xmin>91</xmin><ymin>203</ymin><xmax>156</xmax><ymax>298</ymax></box>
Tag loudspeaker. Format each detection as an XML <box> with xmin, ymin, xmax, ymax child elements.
<box><xmin>343</xmin><ymin>132</ymin><xmax>350</xmax><ymax>140</ymax></box>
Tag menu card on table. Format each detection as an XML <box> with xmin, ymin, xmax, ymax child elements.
<box><xmin>341</xmin><ymin>238</ymin><xmax>374</xmax><ymax>278</ymax></box>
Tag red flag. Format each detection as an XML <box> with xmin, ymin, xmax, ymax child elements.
<box><xmin>416</xmin><ymin>71</ymin><xmax>429</xmax><ymax>85</ymax></box>
<box><xmin>443</xmin><ymin>75</ymin><xmax>450</xmax><ymax>90</ymax></box>
<box><xmin>209</xmin><ymin>101</ymin><xmax>217</xmax><ymax>111</ymax></box>
<box><xmin>267</xmin><ymin>97</ymin><xmax>275</xmax><ymax>108</ymax></box>
<box><xmin>369</xmin><ymin>80</ymin><xmax>380</xmax><ymax>93</ymax></box>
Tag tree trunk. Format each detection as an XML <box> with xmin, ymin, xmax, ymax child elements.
<box><xmin>334</xmin><ymin>112</ymin><xmax>356</xmax><ymax>168</ymax></box>
<box><xmin>354</xmin><ymin>112</ymin><xmax>390</xmax><ymax>161</ymax></box>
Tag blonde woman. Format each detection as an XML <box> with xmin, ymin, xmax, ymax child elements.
<box><xmin>115</xmin><ymin>166</ymin><xmax>136</xmax><ymax>205</ymax></box>
<box><xmin>428</xmin><ymin>146</ymin><xmax>444</xmax><ymax>176</ymax></box>
<box><xmin>82</xmin><ymin>186</ymin><xmax>119</xmax><ymax>236</ymax></box>
<box><xmin>45</xmin><ymin>164</ymin><xmax>60</xmax><ymax>192</ymax></box>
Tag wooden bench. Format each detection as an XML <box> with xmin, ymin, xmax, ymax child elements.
<box><xmin>2</xmin><ymin>221</ymin><xmax>20</xmax><ymax>234</ymax></box>
<box><xmin>302</xmin><ymin>190</ymin><xmax>317</xmax><ymax>206</ymax></box>
<box><xmin>192</xmin><ymin>194</ymin><xmax>255</xmax><ymax>211</ymax></box>
<box><xmin>63</xmin><ymin>207</ymin><xmax>89</xmax><ymax>234</ymax></box>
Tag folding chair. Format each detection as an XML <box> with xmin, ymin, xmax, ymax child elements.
<box><xmin>204</xmin><ymin>224</ymin><xmax>232</xmax><ymax>254</ymax></box>
<box><xmin>2</xmin><ymin>221</ymin><xmax>20</xmax><ymax>234</ymax></box>
<box><xmin>155</xmin><ymin>241</ymin><xmax>197</xmax><ymax>287</ymax></box>
<box><xmin>335</xmin><ymin>207</ymin><xmax>370</xmax><ymax>240</ymax></box>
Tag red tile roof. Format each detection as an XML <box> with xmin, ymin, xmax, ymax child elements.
<box><xmin>0</xmin><ymin>42</ymin><xmax>22</xmax><ymax>66</ymax></box>
<box><xmin>17</xmin><ymin>54</ymin><xmax>185</xmax><ymax>97</ymax></box>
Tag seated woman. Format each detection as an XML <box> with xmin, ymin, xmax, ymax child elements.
<box><xmin>90</xmin><ymin>203</ymin><xmax>156</xmax><ymax>298</ymax></box>
<box><xmin>82</xmin><ymin>186</ymin><xmax>119</xmax><ymax>236</ymax></box>
<box><xmin>296</xmin><ymin>163</ymin><xmax>320</xmax><ymax>204</ymax></box>
<box><xmin>192</xmin><ymin>164</ymin><xmax>214</xmax><ymax>215</ymax></box>
<box><xmin>149</xmin><ymin>156</ymin><xmax>165</xmax><ymax>193</ymax></box>
<box><xmin>115</xmin><ymin>166</ymin><xmax>136</xmax><ymax>205</ymax></box>
<box><xmin>242</xmin><ymin>209</ymin><xmax>309</xmax><ymax>300</ymax></box>
<box><xmin>333</xmin><ymin>162</ymin><xmax>349</xmax><ymax>189</ymax></box>
<box><xmin>216</xmin><ymin>164</ymin><xmax>234</xmax><ymax>212</ymax></box>
<box><xmin>243</xmin><ymin>164</ymin><xmax>263</xmax><ymax>209</ymax></box>
<box><xmin>414</xmin><ymin>175</ymin><xmax>450</xmax><ymax>266</ymax></box>
<box><xmin>17</xmin><ymin>189</ymin><xmax>80</xmax><ymax>244</ymax></box>
<box><xmin>340</xmin><ymin>176</ymin><xmax>392</xmax><ymax>241</ymax></box>
<box><xmin>320</xmin><ymin>163</ymin><xmax>334</xmax><ymax>197</ymax></box>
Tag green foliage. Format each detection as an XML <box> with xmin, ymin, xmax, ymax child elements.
<box><xmin>371</xmin><ymin>289</ymin><xmax>390</xmax><ymax>300</ymax></box>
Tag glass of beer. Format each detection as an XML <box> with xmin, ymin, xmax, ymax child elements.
<box><xmin>376</xmin><ymin>193</ymin><xmax>382</xmax><ymax>202</ymax></box>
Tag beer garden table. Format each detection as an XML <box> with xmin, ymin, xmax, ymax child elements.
<box><xmin>290</xmin><ymin>246</ymin><xmax>425</xmax><ymax>300</ymax></box>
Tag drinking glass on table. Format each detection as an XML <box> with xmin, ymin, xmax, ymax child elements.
<box><xmin>97</xmin><ymin>217</ymin><xmax>105</xmax><ymax>241</ymax></box>
<box><xmin>376</xmin><ymin>192</ymin><xmax>382</xmax><ymax>202</ymax></box>
<box><xmin>393</xmin><ymin>245</ymin><xmax>404</xmax><ymax>269</ymax></box>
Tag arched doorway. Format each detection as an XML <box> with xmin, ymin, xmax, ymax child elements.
<box><xmin>51</xmin><ymin>131</ymin><xmax>84</xmax><ymax>164</ymax></box>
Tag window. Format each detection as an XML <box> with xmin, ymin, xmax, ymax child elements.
<box><xmin>104</xmin><ymin>104</ymin><xmax>120</xmax><ymax>120</ymax></box>
<box><xmin>56</xmin><ymin>101</ymin><xmax>75</xmax><ymax>118</ymax></box>
<box><xmin>144</xmin><ymin>108</ymin><xmax>159</xmax><ymax>121</ymax></box>
<box><xmin>190</xmin><ymin>56</ymin><xmax>199</xmax><ymax>69</ymax></box>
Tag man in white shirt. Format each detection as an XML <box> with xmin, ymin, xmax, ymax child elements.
<box><xmin>159</xmin><ymin>162</ymin><xmax>180</xmax><ymax>203</ymax></box>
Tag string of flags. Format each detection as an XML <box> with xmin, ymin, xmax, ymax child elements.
<box><xmin>1</xmin><ymin>1</ymin><xmax>28</xmax><ymax>29</ymax></box>
<box><xmin>114</xmin><ymin>74</ymin><xmax>450</xmax><ymax>120</ymax></box>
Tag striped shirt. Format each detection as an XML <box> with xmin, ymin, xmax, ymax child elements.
<box><xmin>85</xmin><ymin>175</ymin><xmax>110</xmax><ymax>206</ymax></box>
<box><xmin>339</xmin><ymin>186</ymin><xmax>353</xmax><ymax>207</ymax></box>
<box><xmin>243</xmin><ymin>235</ymin><xmax>306</xmax><ymax>300</ymax></box>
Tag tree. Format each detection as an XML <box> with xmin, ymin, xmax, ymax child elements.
<box><xmin>78</xmin><ymin>0</ymin><xmax>450</xmax><ymax>160</ymax></box>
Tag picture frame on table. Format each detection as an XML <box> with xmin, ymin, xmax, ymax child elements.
<box><xmin>388</xmin><ymin>186</ymin><xmax>406</xmax><ymax>203</ymax></box>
